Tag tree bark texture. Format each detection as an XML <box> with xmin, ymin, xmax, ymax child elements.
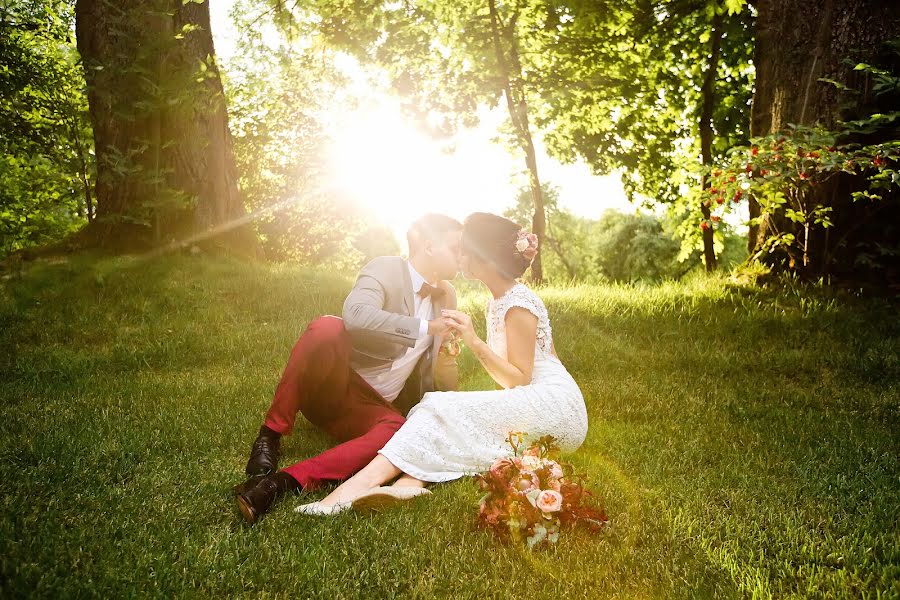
<box><xmin>75</xmin><ymin>0</ymin><xmax>257</xmax><ymax>255</ymax></box>
<box><xmin>749</xmin><ymin>0</ymin><xmax>900</xmax><ymax>282</ymax></box>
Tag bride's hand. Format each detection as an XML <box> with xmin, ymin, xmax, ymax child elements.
<box><xmin>441</xmin><ymin>309</ymin><xmax>480</xmax><ymax>347</ymax></box>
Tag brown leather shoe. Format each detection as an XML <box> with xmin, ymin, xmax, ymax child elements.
<box><xmin>235</xmin><ymin>475</ymin><xmax>281</xmax><ymax>524</ymax></box>
<box><xmin>245</xmin><ymin>428</ymin><xmax>281</xmax><ymax>477</ymax></box>
<box><xmin>234</xmin><ymin>472</ymin><xmax>299</xmax><ymax>524</ymax></box>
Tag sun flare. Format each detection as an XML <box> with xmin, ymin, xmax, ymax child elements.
<box><xmin>323</xmin><ymin>96</ymin><xmax>514</xmax><ymax>245</ymax></box>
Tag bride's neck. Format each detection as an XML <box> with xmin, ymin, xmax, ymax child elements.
<box><xmin>482</xmin><ymin>273</ymin><xmax>517</xmax><ymax>299</ymax></box>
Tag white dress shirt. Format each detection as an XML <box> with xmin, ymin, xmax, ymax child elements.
<box><xmin>356</xmin><ymin>261</ymin><xmax>434</xmax><ymax>402</ymax></box>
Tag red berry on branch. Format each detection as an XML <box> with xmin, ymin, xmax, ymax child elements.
<box><xmin>728</xmin><ymin>175</ymin><xmax>736</xmax><ymax>183</ymax></box>
<box><xmin>700</xmin><ymin>221</ymin><xmax>709</xmax><ymax>231</ymax></box>
<box><xmin>711</xmin><ymin>215</ymin><xmax>721</xmax><ymax>222</ymax></box>
<box><xmin>733</xmin><ymin>190</ymin><xmax>743</xmax><ymax>201</ymax></box>
<box><xmin>715</xmin><ymin>196</ymin><xmax>724</xmax><ymax>204</ymax></box>
<box><xmin>799</xmin><ymin>172</ymin><xmax>809</xmax><ymax>180</ymax></box>
<box><xmin>874</xmin><ymin>156</ymin><xmax>886</xmax><ymax>167</ymax></box>
<box><xmin>809</xmin><ymin>151</ymin><xmax>820</xmax><ymax>158</ymax></box>
<box><xmin>828</xmin><ymin>146</ymin><xmax>837</xmax><ymax>152</ymax></box>
<box><xmin>751</xmin><ymin>146</ymin><xmax>759</xmax><ymax>156</ymax></box>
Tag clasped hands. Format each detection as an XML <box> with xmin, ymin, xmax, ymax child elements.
<box><xmin>429</xmin><ymin>309</ymin><xmax>480</xmax><ymax>354</ymax></box>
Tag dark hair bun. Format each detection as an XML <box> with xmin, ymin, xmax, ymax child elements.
<box><xmin>462</xmin><ymin>212</ymin><xmax>531</xmax><ymax>279</ymax></box>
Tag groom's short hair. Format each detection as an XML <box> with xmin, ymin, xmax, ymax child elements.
<box><xmin>407</xmin><ymin>214</ymin><xmax>463</xmax><ymax>256</ymax></box>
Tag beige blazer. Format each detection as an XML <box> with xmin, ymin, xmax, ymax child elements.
<box><xmin>342</xmin><ymin>256</ymin><xmax>459</xmax><ymax>415</ymax></box>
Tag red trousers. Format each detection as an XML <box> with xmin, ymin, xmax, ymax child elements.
<box><xmin>263</xmin><ymin>316</ymin><xmax>406</xmax><ymax>490</ymax></box>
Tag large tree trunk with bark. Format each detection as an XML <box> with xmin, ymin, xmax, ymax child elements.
<box><xmin>749</xmin><ymin>0</ymin><xmax>900</xmax><ymax>283</ymax></box>
<box><xmin>74</xmin><ymin>0</ymin><xmax>258</xmax><ymax>255</ymax></box>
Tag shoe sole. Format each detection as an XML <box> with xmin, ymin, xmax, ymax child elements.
<box><xmin>236</xmin><ymin>494</ymin><xmax>258</xmax><ymax>524</ymax></box>
<box><xmin>351</xmin><ymin>491</ymin><xmax>403</xmax><ymax>513</ymax></box>
<box><xmin>351</xmin><ymin>488</ymin><xmax>431</xmax><ymax>513</ymax></box>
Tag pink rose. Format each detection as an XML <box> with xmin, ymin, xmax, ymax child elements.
<box><xmin>535</xmin><ymin>490</ymin><xmax>563</xmax><ymax>513</ymax></box>
<box><xmin>515</xmin><ymin>230</ymin><xmax>539</xmax><ymax>261</ymax></box>
<box><xmin>549</xmin><ymin>463</ymin><xmax>564</xmax><ymax>480</ymax></box>
<box><xmin>489</xmin><ymin>457</ymin><xmax>511</xmax><ymax>472</ymax></box>
<box><xmin>489</xmin><ymin>457</ymin><xmax>517</xmax><ymax>481</ymax></box>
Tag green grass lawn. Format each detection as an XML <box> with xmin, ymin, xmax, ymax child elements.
<box><xmin>1</xmin><ymin>253</ymin><xmax>898</xmax><ymax>598</ymax></box>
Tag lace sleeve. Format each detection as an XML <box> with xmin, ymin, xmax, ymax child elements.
<box><xmin>495</xmin><ymin>287</ymin><xmax>544</xmax><ymax>323</ymax></box>
<box><xmin>492</xmin><ymin>285</ymin><xmax>554</xmax><ymax>357</ymax></box>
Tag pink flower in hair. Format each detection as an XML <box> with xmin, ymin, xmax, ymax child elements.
<box><xmin>516</xmin><ymin>230</ymin><xmax>539</xmax><ymax>261</ymax></box>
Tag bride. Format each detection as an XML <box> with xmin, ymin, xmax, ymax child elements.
<box><xmin>297</xmin><ymin>212</ymin><xmax>588</xmax><ymax>514</ymax></box>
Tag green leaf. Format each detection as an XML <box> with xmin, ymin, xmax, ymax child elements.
<box><xmin>724</xmin><ymin>0</ymin><xmax>746</xmax><ymax>15</ymax></box>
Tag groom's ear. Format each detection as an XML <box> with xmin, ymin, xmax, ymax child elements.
<box><xmin>421</xmin><ymin>237</ymin><xmax>435</xmax><ymax>257</ymax></box>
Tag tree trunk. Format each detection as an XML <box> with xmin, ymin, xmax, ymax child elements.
<box><xmin>698</xmin><ymin>9</ymin><xmax>722</xmax><ymax>272</ymax></box>
<box><xmin>488</xmin><ymin>0</ymin><xmax>546</xmax><ymax>283</ymax></box>
<box><xmin>75</xmin><ymin>0</ymin><xmax>258</xmax><ymax>255</ymax></box>
<box><xmin>519</xmin><ymin>108</ymin><xmax>546</xmax><ymax>284</ymax></box>
<box><xmin>749</xmin><ymin>0</ymin><xmax>900</xmax><ymax>281</ymax></box>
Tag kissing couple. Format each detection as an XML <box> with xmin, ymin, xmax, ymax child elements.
<box><xmin>234</xmin><ymin>212</ymin><xmax>588</xmax><ymax>520</ymax></box>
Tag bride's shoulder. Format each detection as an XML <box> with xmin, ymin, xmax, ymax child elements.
<box><xmin>510</xmin><ymin>282</ymin><xmax>544</xmax><ymax>303</ymax></box>
<box><xmin>494</xmin><ymin>282</ymin><xmax>547</xmax><ymax>317</ymax></box>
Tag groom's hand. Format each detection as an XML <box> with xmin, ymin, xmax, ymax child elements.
<box><xmin>441</xmin><ymin>309</ymin><xmax>479</xmax><ymax>347</ymax></box>
<box><xmin>427</xmin><ymin>317</ymin><xmax>454</xmax><ymax>337</ymax></box>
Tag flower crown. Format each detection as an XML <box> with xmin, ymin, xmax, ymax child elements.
<box><xmin>515</xmin><ymin>230</ymin><xmax>539</xmax><ymax>262</ymax></box>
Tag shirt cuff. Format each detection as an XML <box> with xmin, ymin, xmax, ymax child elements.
<box><xmin>419</xmin><ymin>318</ymin><xmax>429</xmax><ymax>338</ymax></box>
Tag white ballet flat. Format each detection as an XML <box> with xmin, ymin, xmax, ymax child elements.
<box><xmin>350</xmin><ymin>486</ymin><xmax>432</xmax><ymax>513</ymax></box>
<box><xmin>294</xmin><ymin>501</ymin><xmax>351</xmax><ymax>516</ymax></box>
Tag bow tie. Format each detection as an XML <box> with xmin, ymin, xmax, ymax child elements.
<box><xmin>417</xmin><ymin>283</ymin><xmax>445</xmax><ymax>299</ymax></box>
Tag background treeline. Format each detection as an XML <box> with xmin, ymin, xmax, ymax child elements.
<box><xmin>1</xmin><ymin>1</ymin><xmax>93</xmax><ymax>257</ymax></box>
<box><xmin>2</xmin><ymin>0</ymin><xmax>898</xmax><ymax>287</ymax></box>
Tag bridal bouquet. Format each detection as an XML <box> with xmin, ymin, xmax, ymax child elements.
<box><xmin>440</xmin><ymin>330</ymin><xmax>462</xmax><ymax>357</ymax></box>
<box><xmin>475</xmin><ymin>433</ymin><xmax>608</xmax><ymax>549</ymax></box>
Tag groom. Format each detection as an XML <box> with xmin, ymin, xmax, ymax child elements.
<box><xmin>234</xmin><ymin>213</ymin><xmax>462</xmax><ymax>523</ymax></box>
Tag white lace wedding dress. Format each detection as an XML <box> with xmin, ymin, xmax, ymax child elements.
<box><xmin>378</xmin><ymin>283</ymin><xmax>589</xmax><ymax>482</ymax></box>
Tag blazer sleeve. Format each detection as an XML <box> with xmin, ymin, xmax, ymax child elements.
<box><xmin>342</xmin><ymin>258</ymin><xmax>422</xmax><ymax>348</ymax></box>
<box><xmin>434</xmin><ymin>281</ymin><xmax>460</xmax><ymax>391</ymax></box>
